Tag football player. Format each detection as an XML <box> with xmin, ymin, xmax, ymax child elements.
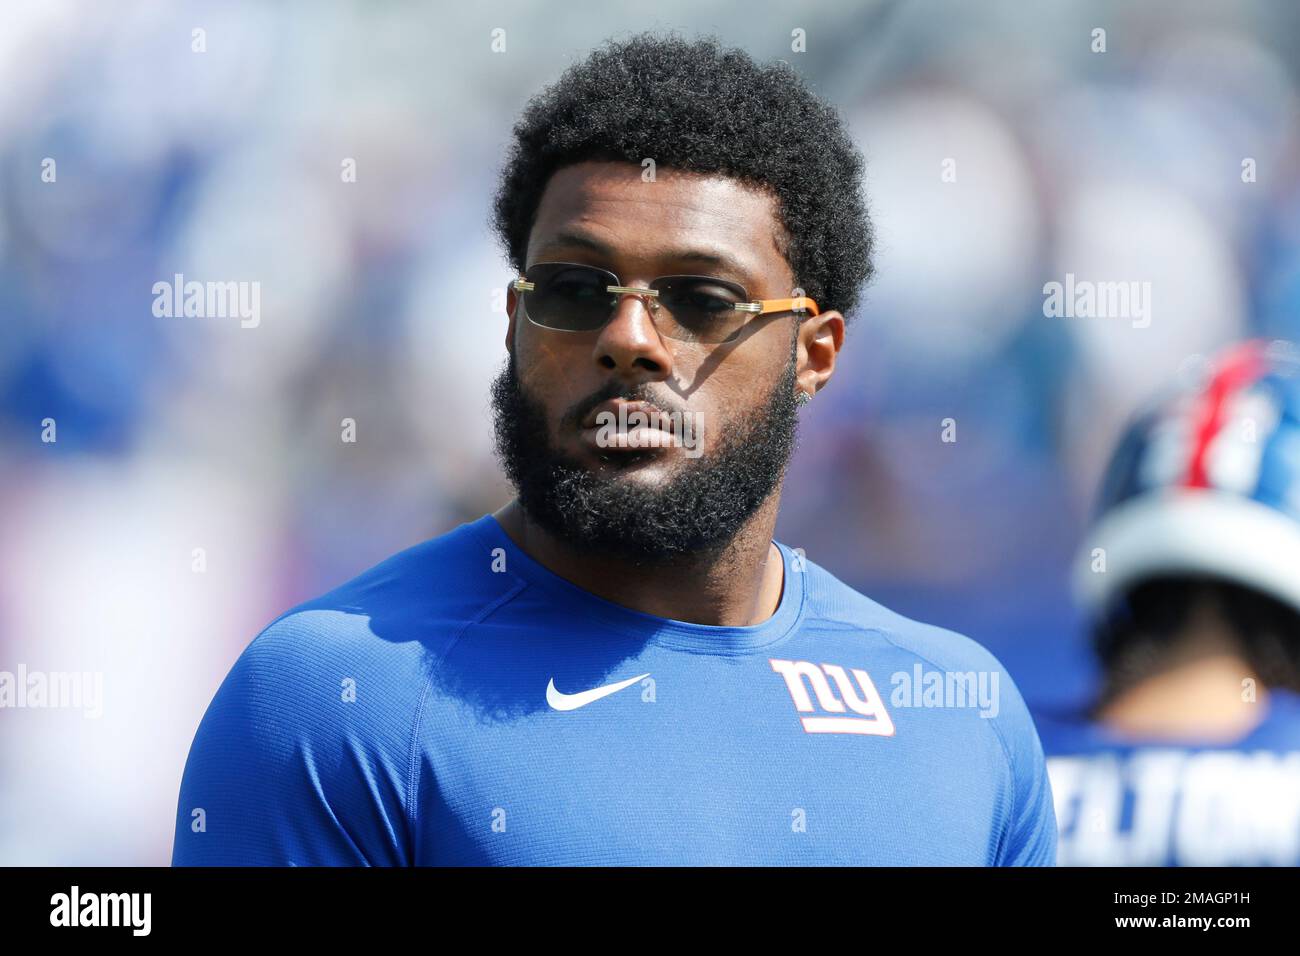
<box><xmin>172</xmin><ymin>33</ymin><xmax>1055</xmax><ymax>866</ymax></box>
<box><xmin>1039</xmin><ymin>338</ymin><xmax>1300</xmax><ymax>865</ymax></box>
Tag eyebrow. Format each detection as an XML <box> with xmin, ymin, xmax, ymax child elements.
<box><xmin>537</xmin><ymin>228</ymin><xmax>756</xmax><ymax>287</ymax></box>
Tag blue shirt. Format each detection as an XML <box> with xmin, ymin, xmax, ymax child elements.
<box><xmin>1036</xmin><ymin>689</ymin><xmax>1300</xmax><ymax>865</ymax></box>
<box><xmin>172</xmin><ymin>514</ymin><xmax>1056</xmax><ymax>865</ymax></box>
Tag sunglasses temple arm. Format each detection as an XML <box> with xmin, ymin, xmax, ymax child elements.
<box><xmin>756</xmin><ymin>297</ymin><xmax>820</xmax><ymax>316</ymax></box>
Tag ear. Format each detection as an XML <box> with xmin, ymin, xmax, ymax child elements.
<box><xmin>796</xmin><ymin>310</ymin><xmax>844</xmax><ymax>398</ymax></box>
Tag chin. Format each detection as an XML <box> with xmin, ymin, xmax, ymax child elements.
<box><xmin>585</xmin><ymin>448</ymin><xmax>678</xmax><ymax>475</ymax></box>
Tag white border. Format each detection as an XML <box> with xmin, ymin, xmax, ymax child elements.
<box><xmin>1074</xmin><ymin>489</ymin><xmax>1300</xmax><ymax>615</ymax></box>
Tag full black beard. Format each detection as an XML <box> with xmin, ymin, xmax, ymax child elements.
<box><xmin>490</xmin><ymin>341</ymin><xmax>800</xmax><ymax>564</ymax></box>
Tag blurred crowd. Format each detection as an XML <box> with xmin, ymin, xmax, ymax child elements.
<box><xmin>1</xmin><ymin>0</ymin><xmax>1298</xmax><ymax>863</ymax></box>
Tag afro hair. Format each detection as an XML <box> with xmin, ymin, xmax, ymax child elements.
<box><xmin>491</xmin><ymin>31</ymin><xmax>874</xmax><ymax>324</ymax></box>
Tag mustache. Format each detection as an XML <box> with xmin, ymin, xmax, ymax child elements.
<box><xmin>560</xmin><ymin>382</ymin><xmax>689</xmax><ymax>431</ymax></box>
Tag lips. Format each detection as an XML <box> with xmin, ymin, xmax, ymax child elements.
<box><xmin>578</xmin><ymin>398</ymin><xmax>684</xmax><ymax>454</ymax></box>
<box><xmin>581</xmin><ymin>399</ymin><xmax>669</xmax><ymax>431</ymax></box>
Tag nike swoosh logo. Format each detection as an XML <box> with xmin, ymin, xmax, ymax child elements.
<box><xmin>546</xmin><ymin>673</ymin><xmax>650</xmax><ymax>711</ymax></box>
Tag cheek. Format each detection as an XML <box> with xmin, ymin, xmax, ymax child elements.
<box><xmin>514</xmin><ymin>331</ymin><xmax>589</xmax><ymax>433</ymax></box>
<box><xmin>517</xmin><ymin>314</ymin><xmax>592</xmax><ymax>378</ymax></box>
<box><xmin>693</xmin><ymin>352</ymin><xmax>788</xmax><ymax>443</ymax></box>
<box><xmin>690</xmin><ymin>379</ymin><xmax>751</xmax><ymax>448</ymax></box>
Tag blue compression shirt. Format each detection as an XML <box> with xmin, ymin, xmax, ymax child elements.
<box><xmin>172</xmin><ymin>514</ymin><xmax>1057</xmax><ymax>866</ymax></box>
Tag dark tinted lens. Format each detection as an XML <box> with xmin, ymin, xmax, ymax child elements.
<box><xmin>652</xmin><ymin>276</ymin><xmax>748</xmax><ymax>342</ymax></box>
<box><xmin>524</xmin><ymin>263</ymin><xmax>616</xmax><ymax>331</ymax></box>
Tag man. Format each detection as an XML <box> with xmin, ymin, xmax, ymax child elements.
<box><xmin>1039</xmin><ymin>339</ymin><xmax>1300</xmax><ymax>865</ymax></box>
<box><xmin>172</xmin><ymin>32</ymin><xmax>1056</xmax><ymax>866</ymax></box>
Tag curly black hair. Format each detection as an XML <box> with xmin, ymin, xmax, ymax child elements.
<box><xmin>491</xmin><ymin>31</ymin><xmax>874</xmax><ymax>324</ymax></box>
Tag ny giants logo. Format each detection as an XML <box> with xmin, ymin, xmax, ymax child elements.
<box><xmin>769</xmin><ymin>659</ymin><xmax>896</xmax><ymax>736</ymax></box>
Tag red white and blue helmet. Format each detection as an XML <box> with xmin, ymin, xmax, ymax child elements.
<box><xmin>1075</xmin><ymin>338</ymin><xmax>1300</xmax><ymax>618</ymax></box>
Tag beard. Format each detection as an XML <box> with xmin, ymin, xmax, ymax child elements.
<box><xmin>490</xmin><ymin>338</ymin><xmax>800</xmax><ymax>564</ymax></box>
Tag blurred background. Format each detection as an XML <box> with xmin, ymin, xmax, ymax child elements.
<box><xmin>1</xmin><ymin>0</ymin><xmax>1298</xmax><ymax>864</ymax></box>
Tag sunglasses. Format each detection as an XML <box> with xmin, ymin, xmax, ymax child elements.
<box><xmin>511</xmin><ymin>261</ymin><xmax>820</xmax><ymax>344</ymax></box>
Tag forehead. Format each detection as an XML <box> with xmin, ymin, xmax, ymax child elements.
<box><xmin>526</xmin><ymin>160</ymin><xmax>790</xmax><ymax>286</ymax></box>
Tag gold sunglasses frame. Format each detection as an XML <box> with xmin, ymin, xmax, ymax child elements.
<box><xmin>511</xmin><ymin>262</ymin><xmax>820</xmax><ymax>329</ymax></box>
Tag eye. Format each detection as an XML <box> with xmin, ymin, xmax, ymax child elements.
<box><xmin>667</xmin><ymin>282</ymin><xmax>742</xmax><ymax>312</ymax></box>
<box><xmin>549</xmin><ymin>269</ymin><xmax>606</xmax><ymax>299</ymax></box>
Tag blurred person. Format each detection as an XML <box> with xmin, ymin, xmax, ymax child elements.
<box><xmin>1038</xmin><ymin>338</ymin><xmax>1300</xmax><ymax>865</ymax></box>
<box><xmin>171</xmin><ymin>32</ymin><xmax>1055</xmax><ymax>866</ymax></box>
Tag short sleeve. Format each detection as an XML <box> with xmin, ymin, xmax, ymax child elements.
<box><xmin>171</xmin><ymin>610</ymin><xmax>423</xmax><ymax>866</ymax></box>
<box><xmin>994</xmin><ymin>675</ymin><xmax>1059</xmax><ymax>866</ymax></box>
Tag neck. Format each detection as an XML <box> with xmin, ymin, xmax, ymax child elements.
<box><xmin>1095</xmin><ymin>643</ymin><xmax>1268</xmax><ymax>743</ymax></box>
<box><xmin>491</xmin><ymin>495</ymin><xmax>786</xmax><ymax>626</ymax></box>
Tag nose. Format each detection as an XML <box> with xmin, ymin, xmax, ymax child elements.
<box><xmin>592</xmin><ymin>289</ymin><xmax>675</xmax><ymax>382</ymax></box>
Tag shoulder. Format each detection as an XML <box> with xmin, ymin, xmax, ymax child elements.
<box><xmin>260</xmin><ymin>515</ymin><xmax>518</xmax><ymax>664</ymax></box>
<box><xmin>791</xmin><ymin>547</ymin><xmax>1021</xmax><ymax>679</ymax></box>
<box><xmin>1262</xmin><ymin>689</ymin><xmax>1300</xmax><ymax>730</ymax></box>
<box><xmin>210</xmin><ymin>516</ymin><xmax>519</xmax><ymax>743</ymax></box>
<box><xmin>790</xmin><ymin>549</ymin><xmax>1047</xmax><ymax>771</ymax></box>
<box><xmin>786</xmin><ymin>549</ymin><xmax>1057</xmax><ymax>864</ymax></box>
<box><xmin>175</xmin><ymin>519</ymin><xmax>518</xmax><ymax>864</ymax></box>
